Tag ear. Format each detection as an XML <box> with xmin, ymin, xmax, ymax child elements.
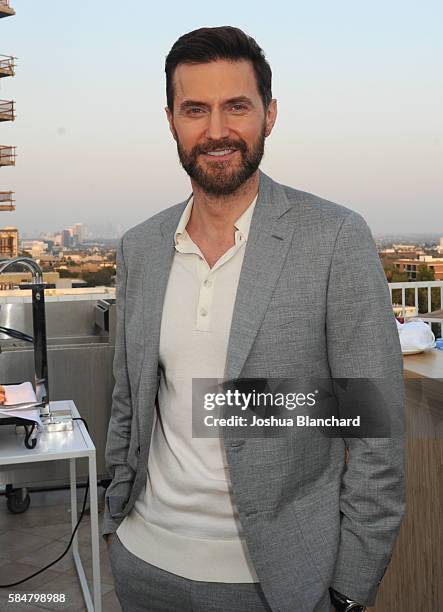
<box><xmin>165</xmin><ymin>107</ymin><xmax>177</xmax><ymax>141</ymax></box>
<box><xmin>264</xmin><ymin>99</ymin><xmax>277</xmax><ymax>137</ymax></box>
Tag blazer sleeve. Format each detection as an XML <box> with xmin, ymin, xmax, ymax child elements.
<box><xmin>102</xmin><ymin>235</ymin><xmax>136</xmax><ymax>537</ymax></box>
<box><xmin>326</xmin><ymin>211</ymin><xmax>406</xmax><ymax>606</ymax></box>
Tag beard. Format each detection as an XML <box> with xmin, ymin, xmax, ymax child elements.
<box><xmin>176</xmin><ymin>125</ymin><xmax>265</xmax><ymax>196</ymax></box>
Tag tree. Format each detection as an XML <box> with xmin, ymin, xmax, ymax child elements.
<box><xmin>58</xmin><ymin>269</ymin><xmax>79</xmax><ymax>278</ymax></box>
<box><xmin>416</xmin><ymin>265</ymin><xmax>439</xmax><ymax>313</ymax></box>
<box><xmin>383</xmin><ymin>264</ymin><xmax>408</xmax><ymax>283</ymax></box>
<box><xmin>384</xmin><ymin>265</ymin><xmax>408</xmax><ymax>306</ymax></box>
<box><xmin>416</xmin><ymin>264</ymin><xmax>434</xmax><ymax>282</ymax></box>
<box><xmin>81</xmin><ymin>269</ymin><xmax>114</xmax><ymax>287</ymax></box>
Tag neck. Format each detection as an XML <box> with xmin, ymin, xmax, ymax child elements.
<box><xmin>187</xmin><ymin>171</ymin><xmax>259</xmax><ymax>242</ymax></box>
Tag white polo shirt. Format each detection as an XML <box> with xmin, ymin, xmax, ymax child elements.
<box><xmin>117</xmin><ymin>194</ymin><xmax>259</xmax><ymax>582</ymax></box>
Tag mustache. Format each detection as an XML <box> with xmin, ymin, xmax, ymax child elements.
<box><xmin>192</xmin><ymin>139</ymin><xmax>248</xmax><ymax>155</ymax></box>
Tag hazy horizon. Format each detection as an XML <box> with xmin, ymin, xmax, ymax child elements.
<box><xmin>1</xmin><ymin>0</ymin><xmax>442</xmax><ymax>236</ymax></box>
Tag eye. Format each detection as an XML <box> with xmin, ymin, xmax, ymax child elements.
<box><xmin>231</xmin><ymin>104</ymin><xmax>248</xmax><ymax>112</ymax></box>
<box><xmin>187</xmin><ymin>107</ymin><xmax>205</xmax><ymax>116</ymax></box>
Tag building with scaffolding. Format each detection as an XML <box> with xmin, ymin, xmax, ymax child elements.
<box><xmin>0</xmin><ymin>0</ymin><xmax>15</xmax><ymax>18</ymax></box>
<box><xmin>0</xmin><ymin>0</ymin><xmax>16</xmax><ymax>256</ymax></box>
<box><xmin>0</xmin><ymin>225</ymin><xmax>18</xmax><ymax>257</ymax></box>
<box><xmin>0</xmin><ymin>53</ymin><xmax>15</xmax><ymax>78</ymax></box>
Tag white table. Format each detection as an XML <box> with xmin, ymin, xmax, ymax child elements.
<box><xmin>0</xmin><ymin>400</ymin><xmax>101</xmax><ymax>611</ymax></box>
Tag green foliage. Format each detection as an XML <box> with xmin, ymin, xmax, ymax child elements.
<box><xmin>383</xmin><ymin>264</ymin><xmax>408</xmax><ymax>283</ymax></box>
<box><xmin>81</xmin><ymin>268</ymin><xmax>114</xmax><ymax>287</ymax></box>
<box><xmin>58</xmin><ymin>269</ymin><xmax>79</xmax><ymax>278</ymax></box>
<box><xmin>416</xmin><ymin>264</ymin><xmax>434</xmax><ymax>281</ymax></box>
<box><xmin>415</xmin><ymin>265</ymin><xmax>439</xmax><ymax>312</ymax></box>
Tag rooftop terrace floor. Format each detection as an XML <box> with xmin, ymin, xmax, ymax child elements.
<box><xmin>0</xmin><ymin>487</ymin><xmax>121</xmax><ymax>611</ymax></box>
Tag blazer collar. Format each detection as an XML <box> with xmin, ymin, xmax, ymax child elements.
<box><xmin>159</xmin><ymin>170</ymin><xmax>292</xmax><ymax>244</ymax></box>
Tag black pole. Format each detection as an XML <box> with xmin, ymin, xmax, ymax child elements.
<box><xmin>31</xmin><ymin>282</ymin><xmax>49</xmax><ymax>415</ymax></box>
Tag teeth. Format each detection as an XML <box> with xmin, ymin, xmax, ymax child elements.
<box><xmin>207</xmin><ymin>149</ymin><xmax>234</xmax><ymax>156</ymax></box>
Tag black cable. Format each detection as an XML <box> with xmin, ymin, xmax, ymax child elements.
<box><xmin>0</xmin><ymin>417</ymin><xmax>92</xmax><ymax>588</ymax></box>
<box><xmin>24</xmin><ymin>422</ymin><xmax>37</xmax><ymax>449</ymax></box>
<box><xmin>0</xmin><ymin>326</ymin><xmax>33</xmax><ymax>343</ymax></box>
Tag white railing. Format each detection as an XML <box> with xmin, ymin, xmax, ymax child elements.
<box><xmin>388</xmin><ymin>281</ymin><xmax>443</xmax><ymax>316</ymax></box>
<box><xmin>389</xmin><ymin>281</ymin><xmax>443</xmax><ymax>339</ymax></box>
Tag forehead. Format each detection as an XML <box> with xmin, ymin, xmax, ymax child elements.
<box><xmin>172</xmin><ymin>59</ymin><xmax>260</xmax><ymax>104</ymax></box>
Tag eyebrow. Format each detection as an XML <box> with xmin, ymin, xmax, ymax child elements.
<box><xmin>179</xmin><ymin>96</ymin><xmax>255</xmax><ymax>112</ymax></box>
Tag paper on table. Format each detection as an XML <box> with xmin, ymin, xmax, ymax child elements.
<box><xmin>0</xmin><ymin>382</ymin><xmax>42</xmax><ymax>425</ymax></box>
<box><xmin>2</xmin><ymin>381</ymin><xmax>37</xmax><ymax>405</ymax></box>
<box><xmin>0</xmin><ymin>408</ymin><xmax>42</xmax><ymax>426</ymax></box>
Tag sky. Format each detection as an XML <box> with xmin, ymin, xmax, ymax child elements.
<box><xmin>0</xmin><ymin>0</ymin><xmax>442</xmax><ymax>237</ymax></box>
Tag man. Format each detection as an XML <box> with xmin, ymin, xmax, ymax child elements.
<box><xmin>104</xmin><ymin>26</ymin><xmax>405</xmax><ymax>612</ymax></box>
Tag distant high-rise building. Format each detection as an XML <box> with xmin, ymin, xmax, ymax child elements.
<box><xmin>0</xmin><ymin>225</ymin><xmax>18</xmax><ymax>257</ymax></box>
<box><xmin>61</xmin><ymin>229</ymin><xmax>73</xmax><ymax>248</ymax></box>
<box><xmin>73</xmin><ymin>222</ymin><xmax>86</xmax><ymax>245</ymax></box>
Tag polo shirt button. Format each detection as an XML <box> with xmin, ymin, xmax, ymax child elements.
<box><xmin>200</xmin><ymin>307</ymin><xmax>208</xmax><ymax>317</ymax></box>
<box><xmin>203</xmin><ymin>279</ymin><xmax>212</xmax><ymax>287</ymax></box>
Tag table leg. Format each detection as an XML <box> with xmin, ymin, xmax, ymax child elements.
<box><xmin>89</xmin><ymin>451</ymin><xmax>101</xmax><ymax>611</ymax></box>
<box><xmin>69</xmin><ymin>459</ymin><xmax>78</xmax><ymax>556</ymax></box>
<box><xmin>70</xmin><ymin>458</ymin><xmax>94</xmax><ymax>610</ymax></box>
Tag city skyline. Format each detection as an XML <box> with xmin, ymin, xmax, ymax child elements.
<box><xmin>0</xmin><ymin>0</ymin><xmax>442</xmax><ymax>236</ymax></box>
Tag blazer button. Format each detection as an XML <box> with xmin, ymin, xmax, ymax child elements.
<box><xmin>136</xmin><ymin>446</ymin><xmax>140</xmax><ymax>456</ymax></box>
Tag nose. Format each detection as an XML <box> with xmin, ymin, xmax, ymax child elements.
<box><xmin>205</xmin><ymin>108</ymin><xmax>230</xmax><ymax>141</ymax></box>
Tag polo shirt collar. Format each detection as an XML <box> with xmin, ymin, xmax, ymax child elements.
<box><xmin>174</xmin><ymin>193</ymin><xmax>258</xmax><ymax>247</ymax></box>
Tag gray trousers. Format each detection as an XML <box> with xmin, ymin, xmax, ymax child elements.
<box><xmin>108</xmin><ymin>533</ymin><xmax>274</xmax><ymax>612</ymax></box>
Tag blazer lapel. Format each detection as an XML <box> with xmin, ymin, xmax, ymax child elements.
<box><xmin>223</xmin><ymin>171</ymin><xmax>298</xmax><ymax>381</ymax></box>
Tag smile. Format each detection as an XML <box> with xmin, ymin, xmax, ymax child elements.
<box><xmin>204</xmin><ymin>149</ymin><xmax>237</xmax><ymax>158</ymax></box>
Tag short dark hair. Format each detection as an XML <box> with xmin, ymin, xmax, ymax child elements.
<box><xmin>165</xmin><ymin>26</ymin><xmax>272</xmax><ymax>111</ymax></box>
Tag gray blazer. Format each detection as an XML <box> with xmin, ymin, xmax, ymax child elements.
<box><xmin>104</xmin><ymin>171</ymin><xmax>405</xmax><ymax>612</ymax></box>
